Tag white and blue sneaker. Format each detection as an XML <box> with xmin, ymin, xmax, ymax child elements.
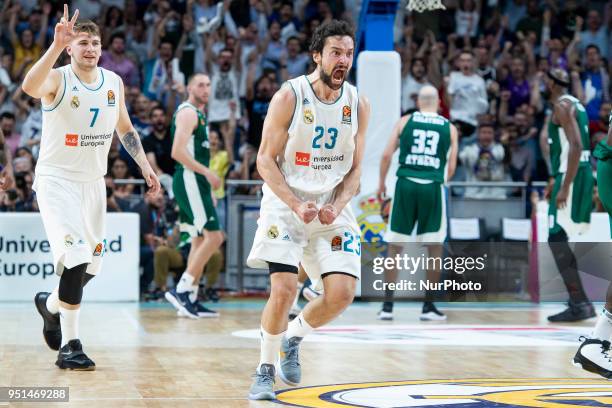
<box><xmin>248</xmin><ymin>364</ymin><xmax>276</xmax><ymax>400</ymax></box>
<box><xmin>278</xmin><ymin>336</ymin><xmax>302</xmax><ymax>386</ymax></box>
<box><xmin>573</xmin><ymin>337</ymin><xmax>612</xmax><ymax>379</ymax></box>
<box><xmin>178</xmin><ymin>301</ymin><xmax>220</xmax><ymax>318</ymax></box>
<box><xmin>165</xmin><ymin>289</ymin><xmax>199</xmax><ymax>319</ymax></box>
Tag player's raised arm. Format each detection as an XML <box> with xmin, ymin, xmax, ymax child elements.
<box><xmin>447</xmin><ymin>123</ymin><xmax>459</xmax><ymax>181</ymax></box>
<box><xmin>115</xmin><ymin>79</ymin><xmax>160</xmax><ymax>195</ymax></box>
<box><xmin>22</xmin><ymin>4</ymin><xmax>78</xmax><ymax>100</ymax></box>
<box><xmin>170</xmin><ymin>108</ymin><xmax>221</xmax><ymax>189</ymax></box>
<box><xmin>555</xmin><ymin>100</ymin><xmax>582</xmax><ymax>209</ymax></box>
<box><xmin>326</xmin><ymin>95</ymin><xmax>371</xmax><ymax>220</ymax></box>
<box><xmin>257</xmin><ymin>84</ymin><xmax>317</xmax><ymax>222</ymax></box>
<box><xmin>377</xmin><ymin>115</ymin><xmax>407</xmax><ymax>201</ymax></box>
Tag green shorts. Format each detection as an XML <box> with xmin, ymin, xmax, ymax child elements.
<box><xmin>597</xmin><ymin>155</ymin><xmax>612</xmax><ymax>238</ymax></box>
<box><xmin>548</xmin><ymin>166</ymin><xmax>593</xmax><ymax>237</ymax></box>
<box><xmin>173</xmin><ymin>167</ymin><xmax>220</xmax><ymax>236</ymax></box>
<box><xmin>386</xmin><ymin>177</ymin><xmax>446</xmax><ymax>242</ymax></box>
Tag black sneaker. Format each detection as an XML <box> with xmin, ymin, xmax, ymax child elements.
<box><xmin>573</xmin><ymin>337</ymin><xmax>612</xmax><ymax>379</ymax></box>
<box><xmin>34</xmin><ymin>292</ymin><xmax>61</xmax><ymax>351</ymax></box>
<box><xmin>55</xmin><ymin>339</ymin><xmax>96</xmax><ymax>371</ymax></box>
<box><xmin>420</xmin><ymin>301</ymin><xmax>447</xmax><ymax>321</ymax></box>
<box><xmin>548</xmin><ymin>301</ymin><xmax>596</xmax><ymax>322</ymax></box>
<box><xmin>205</xmin><ymin>288</ymin><xmax>220</xmax><ymax>303</ymax></box>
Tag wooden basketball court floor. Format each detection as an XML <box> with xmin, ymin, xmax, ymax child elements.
<box><xmin>1</xmin><ymin>300</ymin><xmax>612</xmax><ymax>407</ymax></box>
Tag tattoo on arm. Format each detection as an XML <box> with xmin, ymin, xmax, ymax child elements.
<box><xmin>120</xmin><ymin>130</ymin><xmax>147</xmax><ymax>167</ymax></box>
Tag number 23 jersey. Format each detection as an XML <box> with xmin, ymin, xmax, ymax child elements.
<box><xmin>280</xmin><ymin>75</ymin><xmax>359</xmax><ymax>197</ymax></box>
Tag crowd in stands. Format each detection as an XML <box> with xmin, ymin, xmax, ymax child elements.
<box><xmin>0</xmin><ymin>0</ymin><xmax>610</xmax><ymax>294</ymax></box>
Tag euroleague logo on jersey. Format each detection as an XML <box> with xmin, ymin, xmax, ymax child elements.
<box><xmin>341</xmin><ymin>105</ymin><xmax>351</xmax><ymax>124</ymax></box>
<box><xmin>295</xmin><ymin>152</ymin><xmax>310</xmax><ymax>166</ymax></box>
<box><xmin>107</xmin><ymin>90</ymin><xmax>115</xmax><ymax>106</ymax></box>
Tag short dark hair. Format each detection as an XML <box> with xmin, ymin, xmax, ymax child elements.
<box><xmin>586</xmin><ymin>44</ymin><xmax>601</xmax><ymax>55</ymax></box>
<box><xmin>479</xmin><ymin>122</ymin><xmax>495</xmax><ymax>131</ymax></box>
<box><xmin>149</xmin><ymin>105</ymin><xmax>166</xmax><ymax>118</ymax></box>
<box><xmin>0</xmin><ymin>112</ymin><xmax>15</xmax><ymax>121</ymax></box>
<box><xmin>109</xmin><ymin>32</ymin><xmax>126</xmax><ymax>44</ymax></box>
<box><xmin>309</xmin><ymin>19</ymin><xmax>355</xmax><ymax>54</ymax></box>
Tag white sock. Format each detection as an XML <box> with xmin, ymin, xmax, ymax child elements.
<box><xmin>258</xmin><ymin>327</ymin><xmax>284</xmax><ymax>368</ymax></box>
<box><xmin>59</xmin><ymin>307</ymin><xmax>80</xmax><ymax>347</ymax></box>
<box><xmin>291</xmin><ymin>283</ymin><xmax>304</xmax><ymax>309</ymax></box>
<box><xmin>286</xmin><ymin>312</ymin><xmax>314</xmax><ymax>339</ymax></box>
<box><xmin>188</xmin><ymin>285</ymin><xmax>198</xmax><ymax>303</ymax></box>
<box><xmin>176</xmin><ymin>272</ymin><xmax>195</xmax><ymax>293</ymax></box>
<box><xmin>591</xmin><ymin>308</ymin><xmax>612</xmax><ymax>341</ymax></box>
<box><xmin>46</xmin><ymin>289</ymin><xmax>59</xmax><ymax>315</ymax></box>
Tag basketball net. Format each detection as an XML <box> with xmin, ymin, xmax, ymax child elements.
<box><xmin>406</xmin><ymin>0</ymin><xmax>445</xmax><ymax>13</ymax></box>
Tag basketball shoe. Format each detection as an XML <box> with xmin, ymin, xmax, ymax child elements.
<box><xmin>420</xmin><ymin>301</ymin><xmax>447</xmax><ymax>321</ymax></box>
<box><xmin>548</xmin><ymin>301</ymin><xmax>596</xmax><ymax>322</ymax></box>
<box><xmin>56</xmin><ymin>339</ymin><xmax>96</xmax><ymax>371</ymax></box>
<box><xmin>278</xmin><ymin>336</ymin><xmax>302</xmax><ymax>385</ymax></box>
<box><xmin>573</xmin><ymin>337</ymin><xmax>612</xmax><ymax>379</ymax></box>
<box><xmin>248</xmin><ymin>364</ymin><xmax>276</xmax><ymax>400</ymax></box>
<box><xmin>34</xmin><ymin>292</ymin><xmax>61</xmax><ymax>351</ymax></box>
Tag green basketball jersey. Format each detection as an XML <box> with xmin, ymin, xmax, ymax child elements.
<box><xmin>547</xmin><ymin>95</ymin><xmax>591</xmax><ymax>176</ymax></box>
<box><xmin>396</xmin><ymin>111</ymin><xmax>451</xmax><ymax>183</ymax></box>
<box><xmin>171</xmin><ymin>102</ymin><xmax>210</xmax><ymax>170</ymax></box>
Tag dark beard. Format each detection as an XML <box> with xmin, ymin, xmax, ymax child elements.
<box><xmin>320</xmin><ymin>68</ymin><xmax>343</xmax><ymax>90</ymax></box>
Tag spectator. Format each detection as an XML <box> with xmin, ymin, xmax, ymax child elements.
<box><xmin>0</xmin><ymin>128</ymin><xmax>14</xmax><ymax>192</ymax></box>
<box><xmin>143</xmin><ymin>39</ymin><xmax>183</xmax><ymax>104</ymax></box>
<box><xmin>445</xmin><ymin>51</ymin><xmax>488</xmax><ymax>138</ymax></box>
<box><xmin>402</xmin><ymin>58</ymin><xmax>433</xmax><ymax>114</ymax></box>
<box><xmin>205</xmin><ymin>37</ymin><xmax>242</xmax><ymax>127</ymax></box>
<box><xmin>459</xmin><ymin>123</ymin><xmax>507</xmax><ymax>199</ymax></box>
<box><xmin>284</xmin><ymin>36</ymin><xmax>310</xmax><ymax>79</ymax></box>
<box><xmin>516</xmin><ymin>0</ymin><xmax>542</xmax><ymax>42</ymax></box>
<box><xmin>100</xmin><ymin>32</ymin><xmax>139</xmax><ymax>87</ymax></box>
<box><xmin>501</xmin><ymin>124</ymin><xmax>534</xmax><ymax>183</ymax></box>
<box><xmin>130</xmin><ymin>188</ymin><xmax>168</xmax><ymax>295</ymax></box>
<box><xmin>12</xmin><ymin>170</ymin><xmax>36</xmax><ymax>212</ymax></box>
<box><xmin>143</xmin><ymin>105</ymin><xmax>174</xmax><ymax>178</ymax></box>
<box><xmin>580</xmin><ymin>45</ymin><xmax>610</xmax><ymax>121</ymax></box>
<box><xmin>109</xmin><ymin>157</ymin><xmax>135</xmax><ymax>199</ymax></box>
<box><xmin>130</xmin><ymin>93</ymin><xmax>153</xmax><ymax>137</ymax></box>
<box><xmin>210</xmin><ymin>115</ymin><xmax>233</xmax><ymax>229</ymax></box>
<box><xmin>245</xmin><ymin>57</ymin><xmax>276</xmax><ymax>149</ymax></box>
<box><xmin>579</xmin><ymin>10</ymin><xmax>609</xmax><ymax>59</ymax></box>
<box><xmin>101</xmin><ymin>6</ymin><xmax>125</xmax><ymax>47</ymax></box>
<box><xmin>13</xmin><ymin>89</ymin><xmax>42</xmax><ymax>158</ymax></box>
<box><xmin>125</xmin><ymin>20</ymin><xmax>149</xmax><ymax>66</ymax></box>
<box><xmin>0</xmin><ymin>112</ymin><xmax>20</xmax><ymax>156</ymax></box>
<box><xmin>8</xmin><ymin>2</ymin><xmax>49</xmax><ymax>81</ymax></box>
<box><xmin>590</xmin><ymin>101</ymin><xmax>611</xmax><ymax>136</ymax></box>
<box><xmin>455</xmin><ymin>0</ymin><xmax>480</xmax><ymax>40</ymax></box>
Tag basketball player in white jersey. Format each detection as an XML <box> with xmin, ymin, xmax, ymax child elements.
<box><xmin>23</xmin><ymin>6</ymin><xmax>160</xmax><ymax>370</ymax></box>
<box><xmin>246</xmin><ymin>20</ymin><xmax>370</xmax><ymax>400</ymax></box>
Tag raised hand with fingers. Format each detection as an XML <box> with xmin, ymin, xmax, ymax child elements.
<box><xmin>54</xmin><ymin>4</ymin><xmax>79</xmax><ymax>49</ymax></box>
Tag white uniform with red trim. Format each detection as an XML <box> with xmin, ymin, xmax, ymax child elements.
<box><xmin>247</xmin><ymin>75</ymin><xmax>361</xmax><ymax>287</ymax></box>
<box><xmin>33</xmin><ymin>64</ymin><xmax>120</xmax><ymax>276</ymax></box>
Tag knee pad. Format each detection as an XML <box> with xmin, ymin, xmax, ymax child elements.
<box><xmin>58</xmin><ymin>263</ymin><xmax>88</xmax><ymax>305</ymax></box>
<box><xmin>268</xmin><ymin>262</ymin><xmax>298</xmax><ymax>274</ymax></box>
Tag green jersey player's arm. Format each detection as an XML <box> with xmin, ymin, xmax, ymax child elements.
<box><xmin>170</xmin><ymin>108</ymin><xmax>220</xmax><ymax>188</ymax></box>
<box><xmin>116</xmin><ymin>79</ymin><xmax>161</xmax><ymax>195</ymax></box>
<box><xmin>554</xmin><ymin>99</ymin><xmax>581</xmax><ymax>208</ymax></box>
<box><xmin>331</xmin><ymin>95</ymin><xmax>371</xmax><ymax>212</ymax></box>
<box><xmin>447</xmin><ymin>124</ymin><xmax>459</xmax><ymax>181</ymax></box>
<box><xmin>257</xmin><ymin>84</ymin><xmax>303</xmax><ymax>211</ymax></box>
<box><xmin>378</xmin><ymin>115</ymin><xmax>410</xmax><ymax>199</ymax></box>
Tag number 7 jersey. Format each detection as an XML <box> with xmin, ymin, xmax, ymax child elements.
<box><xmin>280</xmin><ymin>76</ymin><xmax>359</xmax><ymax>196</ymax></box>
<box><xmin>37</xmin><ymin>65</ymin><xmax>120</xmax><ymax>182</ymax></box>
<box><xmin>397</xmin><ymin>111</ymin><xmax>451</xmax><ymax>183</ymax></box>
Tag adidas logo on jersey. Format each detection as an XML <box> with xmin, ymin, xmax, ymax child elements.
<box><xmin>282</xmin><ymin>234</ymin><xmax>291</xmax><ymax>241</ymax></box>
<box><xmin>72</xmin><ymin>86</ymin><xmax>78</xmax><ymax>91</ymax></box>
<box><xmin>303</xmin><ymin>97</ymin><xmax>310</xmax><ymax>105</ymax></box>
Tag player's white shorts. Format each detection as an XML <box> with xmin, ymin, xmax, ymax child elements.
<box><xmin>33</xmin><ymin>175</ymin><xmax>106</xmax><ymax>277</ymax></box>
<box><xmin>247</xmin><ymin>184</ymin><xmax>361</xmax><ymax>290</ymax></box>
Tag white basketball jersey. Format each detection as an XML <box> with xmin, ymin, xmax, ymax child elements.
<box><xmin>280</xmin><ymin>76</ymin><xmax>359</xmax><ymax>197</ymax></box>
<box><xmin>36</xmin><ymin>65</ymin><xmax>121</xmax><ymax>182</ymax></box>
